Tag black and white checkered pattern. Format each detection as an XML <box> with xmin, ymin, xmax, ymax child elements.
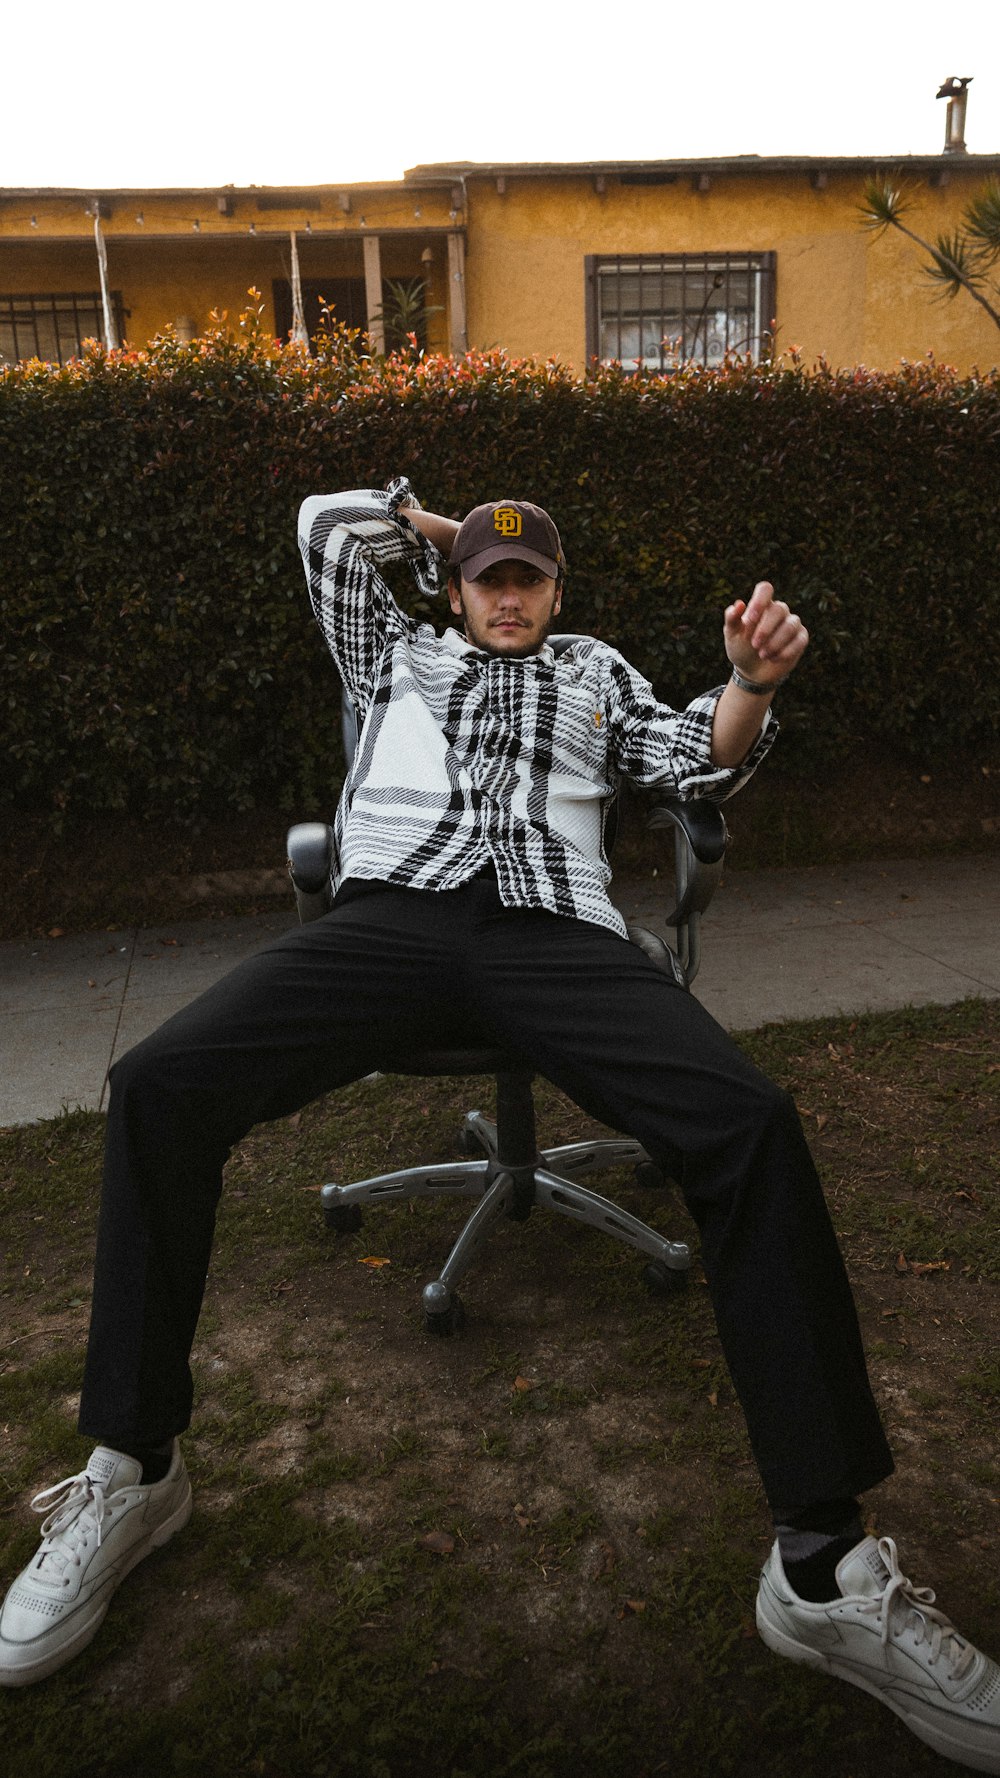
<box><xmin>297</xmin><ymin>487</ymin><xmax>774</xmax><ymax>936</ymax></box>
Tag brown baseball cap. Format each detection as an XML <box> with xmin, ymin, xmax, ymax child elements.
<box><xmin>449</xmin><ymin>499</ymin><xmax>565</xmax><ymax>581</ymax></box>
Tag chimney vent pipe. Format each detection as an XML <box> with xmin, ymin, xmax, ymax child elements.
<box><xmin>936</xmin><ymin>76</ymin><xmax>972</xmax><ymax>153</ymax></box>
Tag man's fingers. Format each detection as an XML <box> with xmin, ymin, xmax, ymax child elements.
<box><xmin>768</xmin><ymin>620</ymin><xmax>809</xmax><ymax>666</ymax></box>
<box><xmin>752</xmin><ymin>610</ymin><xmax>807</xmax><ymax>662</ymax></box>
<box><xmin>741</xmin><ymin>580</ymin><xmax>775</xmax><ymax>623</ymax></box>
<box><xmin>725</xmin><ymin>582</ymin><xmax>809</xmax><ymax>677</ymax></box>
<box><xmin>741</xmin><ymin>592</ymin><xmax>808</xmax><ymax>663</ymax></box>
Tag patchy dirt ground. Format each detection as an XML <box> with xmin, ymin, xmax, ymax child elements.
<box><xmin>1</xmin><ymin>1000</ymin><xmax>998</xmax><ymax>1778</ymax></box>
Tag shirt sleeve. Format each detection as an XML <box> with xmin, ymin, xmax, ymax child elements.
<box><xmin>603</xmin><ymin>651</ymin><xmax>776</xmax><ymax>800</ymax></box>
<box><xmin>296</xmin><ymin>481</ymin><xmax>444</xmax><ymax>715</ymax></box>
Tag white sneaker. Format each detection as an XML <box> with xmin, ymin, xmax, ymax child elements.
<box><xmin>757</xmin><ymin>1534</ymin><xmax>1000</xmax><ymax>1774</ymax></box>
<box><xmin>0</xmin><ymin>1443</ymin><xmax>192</xmax><ymax>1686</ymax></box>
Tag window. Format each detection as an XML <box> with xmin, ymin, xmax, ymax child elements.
<box><xmin>586</xmin><ymin>253</ymin><xmax>776</xmax><ymax>370</ymax></box>
<box><xmin>0</xmin><ymin>292</ymin><xmax>125</xmax><ymax>366</ymax></box>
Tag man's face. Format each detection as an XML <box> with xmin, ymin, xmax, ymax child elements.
<box><xmin>448</xmin><ymin>559</ymin><xmax>563</xmax><ymax>658</ymax></box>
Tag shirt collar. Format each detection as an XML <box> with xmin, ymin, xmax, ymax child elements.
<box><xmin>442</xmin><ymin>626</ymin><xmax>555</xmax><ymax>666</ymax></box>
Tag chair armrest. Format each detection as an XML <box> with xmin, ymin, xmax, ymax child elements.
<box><xmin>286</xmin><ymin>822</ymin><xmax>335</xmax><ymax>923</ymax></box>
<box><xmin>647</xmin><ymin>798</ymin><xmax>727</xmax><ymax>924</ymax></box>
<box><xmin>645</xmin><ymin>798</ymin><xmax>728</xmax><ymax>985</ymax></box>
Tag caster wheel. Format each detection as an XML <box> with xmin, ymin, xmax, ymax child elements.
<box><xmin>324</xmin><ymin>1202</ymin><xmax>364</xmax><ymax>1234</ymax></box>
<box><xmin>457</xmin><ymin>1126</ymin><xmax>486</xmax><ymax>1157</ymax></box>
<box><xmin>424</xmin><ymin>1293</ymin><xmax>466</xmax><ymax>1336</ymax></box>
<box><xmin>634</xmin><ymin>1159</ymin><xmax>665</xmax><ymax>1189</ymax></box>
<box><xmin>642</xmin><ymin>1260</ymin><xmax>688</xmax><ymax>1295</ymax></box>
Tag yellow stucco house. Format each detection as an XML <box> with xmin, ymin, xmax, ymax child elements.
<box><xmin>2</xmin><ymin>148</ymin><xmax>999</xmax><ymax>374</ymax></box>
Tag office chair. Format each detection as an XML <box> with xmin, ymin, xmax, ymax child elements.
<box><xmin>287</xmin><ymin>637</ymin><xmax>728</xmax><ymax>1335</ymax></box>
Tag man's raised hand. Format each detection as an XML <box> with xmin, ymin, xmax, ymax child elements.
<box><xmin>724</xmin><ymin>581</ymin><xmax>809</xmax><ymax>686</ymax></box>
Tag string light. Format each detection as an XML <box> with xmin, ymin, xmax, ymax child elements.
<box><xmin>18</xmin><ymin>198</ymin><xmax>458</xmax><ymax>241</ymax></box>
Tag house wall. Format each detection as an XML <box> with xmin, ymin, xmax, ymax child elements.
<box><xmin>462</xmin><ymin>168</ymin><xmax>1000</xmax><ymax>372</ymax></box>
<box><xmin>2</xmin><ymin>165</ymin><xmax>998</xmax><ymax>372</ymax></box>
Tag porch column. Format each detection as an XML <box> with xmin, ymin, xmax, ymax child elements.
<box><xmin>363</xmin><ymin>234</ymin><xmax>385</xmax><ymax>353</ymax></box>
<box><xmin>289</xmin><ymin>231</ymin><xmax>309</xmax><ymax>348</ymax></box>
<box><xmin>447</xmin><ymin>231</ymin><xmax>467</xmax><ymax>354</ymax></box>
<box><xmin>93</xmin><ymin>212</ymin><xmax>119</xmax><ymax>350</ymax></box>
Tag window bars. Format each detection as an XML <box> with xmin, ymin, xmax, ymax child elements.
<box><xmin>0</xmin><ymin>291</ymin><xmax>126</xmax><ymax>366</ymax></box>
<box><xmin>587</xmin><ymin>254</ymin><xmax>776</xmax><ymax>370</ymax></box>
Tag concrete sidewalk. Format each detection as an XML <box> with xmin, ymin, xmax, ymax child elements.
<box><xmin>2</xmin><ymin>853</ymin><xmax>997</xmax><ymax>1127</ymax></box>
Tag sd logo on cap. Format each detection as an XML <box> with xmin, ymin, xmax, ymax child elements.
<box><xmin>449</xmin><ymin>498</ymin><xmax>565</xmax><ymax>581</ymax></box>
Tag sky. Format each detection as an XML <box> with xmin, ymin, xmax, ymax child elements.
<box><xmin>4</xmin><ymin>0</ymin><xmax>998</xmax><ymax>190</ymax></box>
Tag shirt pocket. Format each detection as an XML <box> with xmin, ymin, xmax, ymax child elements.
<box><xmin>549</xmin><ymin>679</ymin><xmax>610</xmax><ymax>783</ymax></box>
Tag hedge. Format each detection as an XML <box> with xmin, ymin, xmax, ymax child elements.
<box><xmin>2</xmin><ymin>298</ymin><xmax>999</xmax><ymax>824</ymax></box>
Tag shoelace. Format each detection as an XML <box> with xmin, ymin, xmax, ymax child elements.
<box><xmin>29</xmin><ymin>1471</ymin><xmax>108</xmax><ymax>1576</ymax></box>
<box><xmin>865</xmin><ymin>1536</ymin><xmax>975</xmax><ymax>1680</ymax></box>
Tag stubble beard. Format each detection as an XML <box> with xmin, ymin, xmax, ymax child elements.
<box><xmin>459</xmin><ymin>592</ymin><xmax>560</xmax><ymax>659</ymax></box>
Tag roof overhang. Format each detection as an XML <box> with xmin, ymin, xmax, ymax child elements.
<box><xmin>405</xmin><ymin>153</ymin><xmax>1000</xmax><ymax>180</ymax></box>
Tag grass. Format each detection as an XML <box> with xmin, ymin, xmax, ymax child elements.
<box><xmin>0</xmin><ymin>1000</ymin><xmax>998</xmax><ymax>1777</ymax></box>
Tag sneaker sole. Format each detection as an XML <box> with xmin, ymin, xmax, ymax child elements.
<box><xmin>0</xmin><ymin>1480</ymin><xmax>192</xmax><ymax>1688</ymax></box>
<box><xmin>756</xmin><ymin>1589</ymin><xmax>1000</xmax><ymax>1776</ymax></box>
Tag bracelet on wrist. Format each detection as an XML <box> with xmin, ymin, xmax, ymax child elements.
<box><xmin>730</xmin><ymin>665</ymin><xmax>787</xmax><ymax>696</ymax></box>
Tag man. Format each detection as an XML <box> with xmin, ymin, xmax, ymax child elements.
<box><xmin>2</xmin><ymin>481</ymin><xmax>998</xmax><ymax>1776</ymax></box>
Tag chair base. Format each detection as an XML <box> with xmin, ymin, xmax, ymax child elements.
<box><xmin>321</xmin><ymin>1101</ymin><xmax>691</xmax><ymax>1333</ymax></box>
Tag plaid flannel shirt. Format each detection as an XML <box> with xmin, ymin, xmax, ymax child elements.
<box><xmin>297</xmin><ymin>484</ymin><xmax>775</xmax><ymax>937</ymax></box>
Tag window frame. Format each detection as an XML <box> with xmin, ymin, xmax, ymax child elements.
<box><xmin>0</xmin><ymin>291</ymin><xmax>127</xmax><ymax>366</ymax></box>
<box><xmin>585</xmin><ymin>252</ymin><xmax>776</xmax><ymax>370</ymax></box>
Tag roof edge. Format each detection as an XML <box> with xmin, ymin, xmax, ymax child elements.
<box><xmin>4</xmin><ymin>152</ymin><xmax>1000</xmax><ymax>203</ymax></box>
<box><xmin>0</xmin><ymin>175</ymin><xmax>459</xmax><ymax>201</ymax></box>
<box><xmin>404</xmin><ymin>152</ymin><xmax>1000</xmax><ymax>179</ymax></box>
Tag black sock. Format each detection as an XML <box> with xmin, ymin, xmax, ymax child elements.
<box><xmin>774</xmin><ymin>1498</ymin><xmax>864</xmax><ymax>1603</ymax></box>
<box><xmin>105</xmin><ymin>1441</ymin><xmax>173</xmax><ymax>1485</ymax></box>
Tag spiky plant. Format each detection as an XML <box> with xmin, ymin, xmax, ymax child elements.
<box><xmin>859</xmin><ymin>175</ymin><xmax>1000</xmax><ymax>330</ymax></box>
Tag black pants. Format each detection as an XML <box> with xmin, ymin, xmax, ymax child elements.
<box><xmin>80</xmin><ymin>872</ymin><xmax>893</xmax><ymax>1510</ymax></box>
